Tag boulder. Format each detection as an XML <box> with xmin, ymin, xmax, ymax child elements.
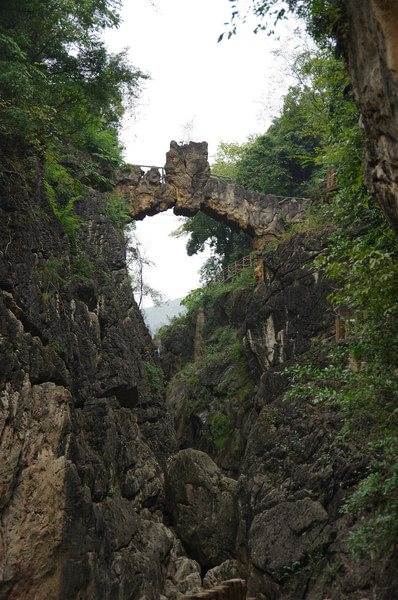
<box><xmin>166</xmin><ymin>448</ymin><xmax>238</xmax><ymax>569</ymax></box>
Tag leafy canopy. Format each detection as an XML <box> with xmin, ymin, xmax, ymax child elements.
<box><xmin>0</xmin><ymin>0</ymin><xmax>145</xmax><ymax>153</ymax></box>
<box><xmin>220</xmin><ymin>0</ymin><xmax>345</xmax><ymax>42</ymax></box>
<box><xmin>0</xmin><ymin>0</ymin><xmax>146</xmax><ymax>267</ymax></box>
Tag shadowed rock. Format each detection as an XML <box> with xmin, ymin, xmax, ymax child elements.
<box><xmin>166</xmin><ymin>448</ymin><xmax>238</xmax><ymax>570</ymax></box>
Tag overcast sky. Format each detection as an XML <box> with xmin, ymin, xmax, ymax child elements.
<box><xmin>105</xmin><ymin>0</ymin><xmax>306</xmax><ymax>307</ymax></box>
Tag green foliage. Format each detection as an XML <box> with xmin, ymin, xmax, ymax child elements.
<box><xmin>48</xmin><ymin>334</ymin><xmax>64</xmax><ymax>356</ymax></box>
<box><xmin>144</xmin><ymin>361</ymin><xmax>164</xmax><ymax>395</ymax></box>
<box><xmin>211</xmin><ymin>140</ymin><xmax>248</xmax><ymax>179</ymax></box>
<box><xmin>0</xmin><ymin>0</ymin><xmax>145</xmax><ymax>150</ymax></box>
<box><xmin>40</xmin><ymin>257</ymin><xmax>68</xmax><ymax>294</ymax></box>
<box><xmin>70</xmin><ymin>256</ymin><xmax>95</xmax><ymax>281</ymax></box>
<box><xmin>235</xmin><ymin>49</ymin><xmax>353</xmax><ymax>200</ymax></box>
<box><xmin>181</xmin><ymin>267</ymin><xmax>256</xmax><ymax>315</ymax></box>
<box><xmin>44</xmin><ymin>152</ymin><xmax>85</xmax><ymax>251</ymax></box>
<box><xmin>324</xmin><ymin>560</ymin><xmax>343</xmax><ymax>582</ymax></box>
<box><xmin>0</xmin><ymin>0</ymin><xmax>145</xmax><ymax>244</ymax></box>
<box><xmin>221</xmin><ymin>0</ymin><xmax>345</xmax><ymax>43</ymax></box>
<box><xmin>343</xmin><ymin>435</ymin><xmax>398</xmax><ymax>558</ymax></box>
<box><xmin>172</xmin><ymin>211</ymin><xmax>253</xmax><ymax>282</ymax></box>
<box><xmin>207</xmin><ymin>413</ymin><xmax>236</xmax><ymax>451</ymax></box>
<box><xmin>106</xmin><ymin>192</ymin><xmax>132</xmax><ymax>230</ymax></box>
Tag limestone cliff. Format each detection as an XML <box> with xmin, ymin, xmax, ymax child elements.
<box><xmin>0</xmin><ymin>172</ymin><xmax>180</xmax><ymax>599</ymax></box>
<box><xmin>1</xmin><ymin>161</ymin><xmax>395</xmax><ymax>599</ymax></box>
<box><xmin>341</xmin><ymin>0</ymin><xmax>398</xmax><ymax>235</ymax></box>
<box><xmin>162</xmin><ymin>227</ymin><xmax>393</xmax><ymax>599</ymax></box>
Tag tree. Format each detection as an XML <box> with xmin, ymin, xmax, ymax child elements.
<box><xmin>235</xmin><ymin>49</ymin><xmax>352</xmax><ymax>198</ymax></box>
<box><xmin>210</xmin><ymin>141</ymin><xmax>248</xmax><ymax>179</ymax></box>
<box><xmin>0</xmin><ymin>0</ymin><xmax>145</xmax><ymax>158</ymax></box>
<box><xmin>126</xmin><ymin>226</ymin><xmax>165</xmax><ymax>309</ymax></box>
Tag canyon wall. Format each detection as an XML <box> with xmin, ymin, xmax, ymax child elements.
<box><xmin>1</xmin><ymin>166</ymin><xmax>395</xmax><ymax>598</ymax></box>
<box><xmin>162</xmin><ymin>227</ymin><xmax>383</xmax><ymax>599</ymax></box>
<box><xmin>0</xmin><ymin>175</ymin><xmax>182</xmax><ymax>599</ymax></box>
<box><xmin>342</xmin><ymin>0</ymin><xmax>398</xmax><ymax>234</ymax></box>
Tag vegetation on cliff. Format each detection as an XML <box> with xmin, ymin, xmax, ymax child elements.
<box><xmin>0</xmin><ymin>0</ymin><xmax>144</xmax><ymax>253</ymax></box>
<box><xmin>159</xmin><ymin>269</ymin><xmax>256</xmax><ymax>470</ymax></box>
<box><xmin>170</xmin><ymin>36</ymin><xmax>398</xmax><ymax>579</ymax></box>
<box><xmin>214</xmin><ymin>8</ymin><xmax>398</xmax><ymax>570</ymax></box>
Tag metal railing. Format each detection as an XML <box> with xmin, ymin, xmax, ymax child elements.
<box><xmin>134</xmin><ymin>164</ymin><xmax>166</xmax><ymax>183</ymax></box>
<box><xmin>209</xmin><ymin>173</ymin><xmax>234</xmax><ymax>183</ymax></box>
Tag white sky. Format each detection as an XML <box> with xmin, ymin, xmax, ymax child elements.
<box><xmin>104</xmin><ymin>0</ymin><xmax>307</xmax><ymax>307</ymax></box>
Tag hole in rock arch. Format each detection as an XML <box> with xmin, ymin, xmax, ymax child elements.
<box><xmin>129</xmin><ymin>208</ymin><xmax>211</xmax><ymax>310</ymax></box>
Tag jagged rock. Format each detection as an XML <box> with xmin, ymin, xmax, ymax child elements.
<box><xmin>161</xmin><ymin>225</ymin><xmax>382</xmax><ymax>599</ymax></box>
<box><xmin>0</xmin><ymin>380</ymin><xmax>71</xmax><ymax>599</ymax></box>
<box><xmin>116</xmin><ymin>141</ymin><xmax>307</xmax><ymax>248</ymax></box>
<box><xmin>341</xmin><ymin>0</ymin><xmax>398</xmax><ymax>236</ymax></box>
<box><xmin>239</xmin><ymin>227</ymin><xmax>335</xmax><ymax>377</ymax></box>
<box><xmin>0</xmin><ymin>178</ymin><xmax>176</xmax><ymax>598</ymax></box>
<box><xmin>163</xmin><ymin>535</ymin><xmax>202</xmax><ymax>600</ymax></box>
<box><xmin>203</xmin><ymin>560</ymin><xmax>241</xmax><ymax>589</ymax></box>
<box><xmin>249</xmin><ymin>498</ymin><xmax>329</xmax><ymax>573</ymax></box>
<box><xmin>166</xmin><ymin>448</ymin><xmax>238</xmax><ymax>569</ymax></box>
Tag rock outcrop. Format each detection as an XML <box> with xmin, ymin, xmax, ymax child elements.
<box><xmin>163</xmin><ymin>227</ymin><xmax>384</xmax><ymax>599</ymax></box>
<box><xmin>341</xmin><ymin>0</ymin><xmax>398</xmax><ymax>235</ymax></box>
<box><xmin>0</xmin><ymin>177</ymin><xmax>178</xmax><ymax>598</ymax></box>
<box><xmin>166</xmin><ymin>449</ymin><xmax>238</xmax><ymax>570</ymax></box>
<box><xmin>239</xmin><ymin>227</ymin><xmax>334</xmax><ymax>377</ymax></box>
<box><xmin>116</xmin><ymin>141</ymin><xmax>307</xmax><ymax>250</ymax></box>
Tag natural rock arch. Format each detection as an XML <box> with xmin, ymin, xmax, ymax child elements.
<box><xmin>116</xmin><ymin>141</ymin><xmax>308</xmax><ymax>260</ymax></box>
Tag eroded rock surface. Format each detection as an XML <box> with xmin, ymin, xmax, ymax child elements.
<box><xmin>116</xmin><ymin>141</ymin><xmax>307</xmax><ymax>247</ymax></box>
<box><xmin>240</xmin><ymin>227</ymin><xmax>334</xmax><ymax>376</ymax></box>
<box><xmin>166</xmin><ymin>448</ymin><xmax>238</xmax><ymax>570</ymax></box>
<box><xmin>342</xmin><ymin>0</ymin><xmax>398</xmax><ymax>235</ymax></box>
<box><xmin>0</xmin><ymin>179</ymin><xmax>177</xmax><ymax>599</ymax></box>
<box><xmin>163</xmin><ymin>227</ymin><xmax>380</xmax><ymax>599</ymax></box>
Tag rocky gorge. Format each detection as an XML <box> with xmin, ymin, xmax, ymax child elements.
<box><xmin>2</xmin><ymin>1</ymin><xmax>398</xmax><ymax>596</ymax></box>
<box><xmin>1</xmin><ymin>141</ymin><xmax>394</xmax><ymax>599</ymax></box>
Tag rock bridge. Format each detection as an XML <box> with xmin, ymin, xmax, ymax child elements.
<box><xmin>116</xmin><ymin>140</ymin><xmax>308</xmax><ymax>258</ymax></box>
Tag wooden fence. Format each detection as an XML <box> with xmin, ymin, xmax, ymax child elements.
<box><xmin>211</xmin><ymin>254</ymin><xmax>256</xmax><ymax>285</ymax></box>
<box><xmin>178</xmin><ymin>578</ymin><xmax>254</xmax><ymax>600</ymax></box>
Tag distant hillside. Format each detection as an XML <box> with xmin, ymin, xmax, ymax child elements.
<box><xmin>142</xmin><ymin>298</ymin><xmax>187</xmax><ymax>335</ymax></box>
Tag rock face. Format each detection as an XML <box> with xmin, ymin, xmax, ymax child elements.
<box><xmin>235</xmin><ymin>231</ymin><xmax>376</xmax><ymax>598</ymax></box>
<box><xmin>0</xmin><ymin>178</ymin><xmax>177</xmax><ymax>598</ymax></box>
<box><xmin>166</xmin><ymin>449</ymin><xmax>238</xmax><ymax>570</ymax></box>
<box><xmin>341</xmin><ymin>0</ymin><xmax>398</xmax><ymax>235</ymax></box>
<box><xmin>1</xmin><ymin>165</ymin><xmax>391</xmax><ymax>598</ymax></box>
<box><xmin>163</xmin><ymin>227</ymin><xmax>383</xmax><ymax>599</ymax></box>
<box><xmin>116</xmin><ymin>141</ymin><xmax>307</xmax><ymax>247</ymax></box>
<box><xmin>240</xmin><ymin>227</ymin><xmax>334</xmax><ymax>376</ymax></box>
